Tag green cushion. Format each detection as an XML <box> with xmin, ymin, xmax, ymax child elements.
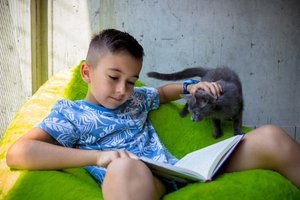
<box><xmin>0</xmin><ymin>61</ymin><xmax>299</xmax><ymax>199</ymax></box>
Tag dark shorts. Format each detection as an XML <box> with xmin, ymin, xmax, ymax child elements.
<box><xmin>159</xmin><ymin>177</ymin><xmax>188</xmax><ymax>194</ymax></box>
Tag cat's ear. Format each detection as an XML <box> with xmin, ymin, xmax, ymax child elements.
<box><xmin>200</xmin><ymin>97</ymin><xmax>209</xmax><ymax>108</ymax></box>
<box><xmin>208</xmin><ymin>93</ymin><xmax>218</xmax><ymax>101</ymax></box>
<box><xmin>200</xmin><ymin>101</ymin><xmax>208</xmax><ymax>108</ymax></box>
<box><xmin>180</xmin><ymin>94</ymin><xmax>192</xmax><ymax>100</ymax></box>
<box><xmin>199</xmin><ymin>94</ymin><xmax>215</xmax><ymax>107</ymax></box>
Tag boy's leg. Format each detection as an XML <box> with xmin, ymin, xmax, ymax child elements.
<box><xmin>102</xmin><ymin>158</ymin><xmax>166</xmax><ymax>200</ymax></box>
<box><xmin>223</xmin><ymin>124</ymin><xmax>300</xmax><ymax>189</ymax></box>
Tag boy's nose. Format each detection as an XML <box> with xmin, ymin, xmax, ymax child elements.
<box><xmin>116</xmin><ymin>83</ymin><xmax>126</xmax><ymax>95</ymax></box>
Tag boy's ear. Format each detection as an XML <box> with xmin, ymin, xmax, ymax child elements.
<box><xmin>81</xmin><ymin>62</ymin><xmax>91</xmax><ymax>83</ymax></box>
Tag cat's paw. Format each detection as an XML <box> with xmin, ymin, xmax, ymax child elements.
<box><xmin>213</xmin><ymin>131</ymin><xmax>222</xmax><ymax>139</ymax></box>
<box><xmin>179</xmin><ymin>111</ymin><xmax>187</xmax><ymax>118</ymax></box>
<box><xmin>234</xmin><ymin>131</ymin><xmax>244</xmax><ymax>135</ymax></box>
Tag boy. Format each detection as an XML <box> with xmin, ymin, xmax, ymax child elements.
<box><xmin>6</xmin><ymin>29</ymin><xmax>300</xmax><ymax>200</ymax></box>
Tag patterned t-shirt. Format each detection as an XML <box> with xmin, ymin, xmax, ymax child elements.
<box><xmin>37</xmin><ymin>86</ymin><xmax>178</xmax><ymax>185</ymax></box>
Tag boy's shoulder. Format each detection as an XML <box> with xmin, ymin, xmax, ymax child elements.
<box><xmin>132</xmin><ymin>87</ymin><xmax>160</xmax><ymax>110</ymax></box>
<box><xmin>52</xmin><ymin>99</ymin><xmax>86</xmax><ymax>111</ymax></box>
<box><xmin>54</xmin><ymin>99</ymin><xmax>77</xmax><ymax>107</ymax></box>
<box><xmin>133</xmin><ymin>86</ymin><xmax>159</xmax><ymax>96</ymax></box>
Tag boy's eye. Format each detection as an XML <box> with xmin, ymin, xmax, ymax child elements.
<box><xmin>127</xmin><ymin>81</ymin><xmax>135</xmax><ymax>85</ymax></box>
<box><xmin>109</xmin><ymin>75</ymin><xmax>135</xmax><ymax>86</ymax></box>
<box><xmin>109</xmin><ymin>76</ymin><xmax>118</xmax><ymax>80</ymax></box>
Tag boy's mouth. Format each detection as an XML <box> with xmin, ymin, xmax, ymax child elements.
<box><xmin>110</xmin><ymin>96</ymin><xmax>123</xmax><ymax>102</ymax></box>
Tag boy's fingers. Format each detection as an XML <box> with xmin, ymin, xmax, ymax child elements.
<box><xmin>214</xmin><ymin>82</ymin><xmax>222</xmax><ymax>92</ymax></box>
<box><xmin>208</xmin><ymin>83</ymin><xmax>217</xmax><ymax>96</ymax></box>
<box><xmin>190</xmin><ymin>82</ymin><xmax>209</xmax><ymax>94</ymax></box>
<box><xmin>117</xmin><ymin>150</ymin><xmax>138</xmax><ymax>160</ymax></box>
<box><xmin>211</xmin><ymin>82</ymin><xmax>221</xmax><ymax>96</ymax></box>
<box><xmin>117</xmin><ymin>150</ymin><xmax>130</xmax><ymax>158</ymax></box>
<box><xmin>128</xmin><ymin>152</ymin><xmax>138</xmax><ymax>160</ymax></box>
<box><xmin>188</xmin><ymin>82</ymin><xmax>222</xmax><ymax>97</ymax></box>
<box><xmin>200</xmin><ymin>82</ymin><xmax>216</xmax><ymax>96</ymax></box>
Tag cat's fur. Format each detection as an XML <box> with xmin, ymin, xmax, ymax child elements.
<box><xmin>147</xmin><ymin>67</ymin><xmax>243</xmax><ymax>139</ymax></box>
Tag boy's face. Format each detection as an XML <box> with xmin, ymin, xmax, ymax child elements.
<box><xmin>81</xmin><ymin>51</ymin><xmax>142</xmax><ymax>109</ymax></box>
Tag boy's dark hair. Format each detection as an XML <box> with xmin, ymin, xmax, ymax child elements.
<box><xmin>86</xmin><ymin>29</ymin><xmax>144</xmax><ymax>67</ymax></box>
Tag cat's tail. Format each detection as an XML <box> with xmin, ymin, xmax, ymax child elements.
<box><xmin>147</xmin><ymin>67</ymin><xmax>209</xmax><ymax>81</ymax></box>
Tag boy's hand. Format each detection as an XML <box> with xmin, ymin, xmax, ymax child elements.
<box><xmin>96</xmin><ymin>150</ymin><xmax>138</xmax><ymax>168</ymax></box>
<box><xmin>188</xmin><ymin>81</ymin><xmax>222</xmax><ymax>97</ymax></box>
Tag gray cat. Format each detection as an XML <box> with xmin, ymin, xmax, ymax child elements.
<box><xmin>147</xmin><ymin>67</ymin><xmax>244</xmax><ymax>139</ymax></box>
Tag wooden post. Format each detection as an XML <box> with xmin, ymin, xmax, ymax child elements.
<box><xmin>31</xmin><ymin>0</ymin><xmax>48</xmax><ymax>94</ymax></box>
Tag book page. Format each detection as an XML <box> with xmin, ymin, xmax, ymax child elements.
<box><xmin>175</xmin><ymin>135</ymin><xmax>243</xmax><ymax>180</ymax></box>
<box><xmin>140</xmin><ymin>157</ymin><xmax>205</xmax><ymax>183</ymax></box>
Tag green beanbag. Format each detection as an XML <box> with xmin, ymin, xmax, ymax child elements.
<box><xmin>1</xmin><ymin>61</ymin><xmax>299</xmax><ymax>199</ymax></box>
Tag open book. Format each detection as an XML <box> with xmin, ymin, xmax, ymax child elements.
<box><xmin>140</xmin><ymin>134</ymin><xmax>244</xmax><ymax>183</ymax></box>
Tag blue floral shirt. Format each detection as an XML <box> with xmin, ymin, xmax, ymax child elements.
<box><xmin>37</xmin><ymin>86</ymin><xmax>178</xmax><ymax>185</ymax></box>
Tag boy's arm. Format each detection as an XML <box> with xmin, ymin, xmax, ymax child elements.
<box><xmin>6</xmin><ymin>128</ymin><xmax>137</xmax><ymax>170</ymax></box>
<box><xmin>157</xmin><ymin>81</ymin><xmax>222</xmax><ymax>103</ymax></box>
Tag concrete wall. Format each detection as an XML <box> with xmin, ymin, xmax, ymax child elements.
<box><xmin>0</xmin><ymin>0</ymin><xmax>31</xmax><ymax>138</ymax></box>
<box><xmin>47</xmin><ymin>0</ymin><xmax>93</xmax><ymax>75</ymax></box>
<box><xmin>9</xmin><ymin>0</ymin><xmax>299</xmax><ymax>140</ymax></box>
<box><xmin>94</xmin><ymin>0</ymin><xmax>300</xmax><ymax>139</ymax></box>
<box><xmin>50</xmin><ymin>0</ymin><xmax>299</xmax><ymax>138</ymax></box>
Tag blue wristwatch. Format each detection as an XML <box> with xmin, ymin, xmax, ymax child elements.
<box><xmin>183</xmin><ymin>79</ymin><xmax>200</xmax><ymax>94</ymax></box>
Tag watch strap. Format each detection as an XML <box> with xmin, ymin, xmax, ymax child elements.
<box><xmin>183</xmin><ymin>79</ymin><xmax>200</xmax><ymax>94</ymax></box>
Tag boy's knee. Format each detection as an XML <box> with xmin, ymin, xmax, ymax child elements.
<box><xmin>257</xmin><ymin>124</ymin><xmax>287</xmax><ymax>145</ymax></box>
<box><xmin>259</xmin><ymin>124</ymin><xmax>284</xmax><ymax>136</ymax></box>
<box><xmin>103</xmin><ymin>158</ymin><xmax>165</xmax><ymax>199</ymax></box>
<box><xmin>106</xmin><ymin>158</ymin><xmax>151</xmax><ymax>179</ymax></box>
<box><xmin>257</xmin><ymin>124</ymin><xmax>293</xmax><ymax>158</ymax></box>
